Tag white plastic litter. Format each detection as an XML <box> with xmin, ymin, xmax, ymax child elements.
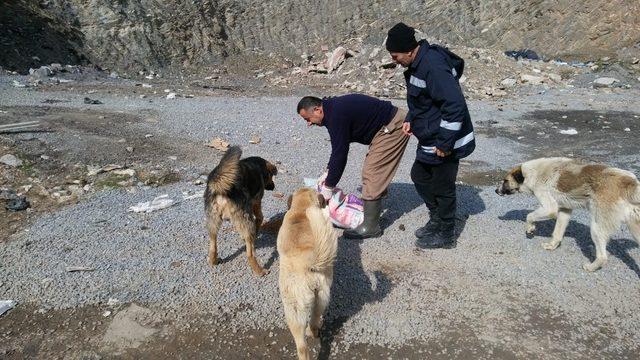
<box><xmin>182</xmin><ymin>191</ymin><xmax>204</xmax><ymax>201</ymax></box>
<box><xmin>560</xmin><ymin>128</ymin><xmax>578</xmax><ymax>135</ymax></box>
<box><xmin>0</xmin><ymin>300</ymin><xmax>17</xmax><ymax>316</ymax></box>
<box><xmin>129</xmin><ymin>194</ymin><xmax>174</xmax><ymax>213</ymax></box>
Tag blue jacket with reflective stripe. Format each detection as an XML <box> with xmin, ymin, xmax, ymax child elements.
<box><xmin>404</xmin><ymin>40</ymin><xmax>475</xmax><ymax>164</ymax></box>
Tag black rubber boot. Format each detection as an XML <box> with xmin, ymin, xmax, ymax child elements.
<box><xmin>415</xmin><ymin>221</ymin><xmax>456</xmax><ymax>249</ymax></box>
<box><xmin>343</xmin><ymin>199</ymin><xmax>383</xmax><ymax>239</ymax></box>
<box><xmin>414</xmin><ymin>214</ymin><xmax>441</xmax><ymax>239</ymax></box>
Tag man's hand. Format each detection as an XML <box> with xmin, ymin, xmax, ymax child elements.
<box><xmin>402</xmin><ymin>122</ymin><xmax>413</xmax><ymax>136</ymax></box>
<box><xmin>435</xmin><ymin>147</ymin><xmax>451</xmax><ymax>157</ymax></box>
<box><xmin>319</xmin><ymin>183</ymin><xmax>333</xmax><ymax>200</ymax></box>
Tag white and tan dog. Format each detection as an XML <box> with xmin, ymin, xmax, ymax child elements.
<box><xmin>497</xmin><ymin>157</ymin><xmax>640</xmax><ymax>272</ymax></box>
<box><xmin>277</xmin><ymin>188</ymin><xmax>338</xmax><ymax>360</ymax></box>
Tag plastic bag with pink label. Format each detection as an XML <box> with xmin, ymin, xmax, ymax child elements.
<box><xmin>304</xmin><ymin>173</ymin><xmax>364</xmax><ymax>229</ymax></box>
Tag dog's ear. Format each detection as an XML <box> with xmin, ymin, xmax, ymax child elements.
<box><xmin>512</xmin><ymin>165</ymin><xmax>525</xmax><ymax>184</ymax></box>
<box><xmin>266</xmin><ymin>162</ymin><xmax>278</xmax><ymax>176</ymax></box>
<box><xmin>287</xmin><ymin>195</ymin><xmax>293</xmax><ymax>209</ymax></box>
<box><xmin>317</xmin><ymin>194</ymin><xmax>327</xmax><ymax>208</ymax></box>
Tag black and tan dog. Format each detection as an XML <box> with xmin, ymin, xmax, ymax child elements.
<box><xmin>204</xmin><ymin>146</ymin><xmax>277</xmax><ymax>276</ymax></box>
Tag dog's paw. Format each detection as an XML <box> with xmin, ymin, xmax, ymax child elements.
<box><xmin>253</xmin><ymin>267</ymin><xmax>269</xmax><ymax>276</ymax></box>
<box><xmin>582</xmin><ymin>262</ymin><xmax>601</xmax><ymax>272</ymax></box>
<box><xmin>525</xmin><ymin>223</ymin><xmax>536</xmax><ymax>237</ymax></box>
<box><xmin>306</xmin><ymin>326</ymin><xmax>319</xmax><ymax>338</ymax></box>
<box><xmin>207</xmin><ymin>256</ymin><xmax>219</xmax><ymax>267</ymax></box>
<box><xmin>542</xmin><ymin>241</ymin><xmax>560</xmax><ymax>250</ymax></box>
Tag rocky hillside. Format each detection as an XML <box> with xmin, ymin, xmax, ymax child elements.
<box><xmin>1</xmin><ymin>0</ymin><xmax>639</xmax><ymax>73</ymax></box>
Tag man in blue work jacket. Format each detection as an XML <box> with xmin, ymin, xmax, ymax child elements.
<box><xmin>386</xmin><ymin>22</ymin><xmax>475</xmax><ymax>249</ymax></box>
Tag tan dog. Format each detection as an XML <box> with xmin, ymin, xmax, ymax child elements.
<box><xmin>277</xmin><ymin>188</ymin><xmax>338</xmax><ymax>360</ymax></box>
<box><xmin>497</xmin><ymin>157</ymin><xmax>640</xmax><ymax>272</ymax></box>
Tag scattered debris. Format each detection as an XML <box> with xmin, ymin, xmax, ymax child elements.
<box><xmin>129</xmin><ymin>194</ymin><xmax>174</xmax><ymax>213</ymax></box>
<box><xmin>103</xmin><ymin>310</ymin><xmax>112</xmax><ymax>317</ymax></box>
<box><xmin>11</xmin><ymin>80</ymin><xmax>27</xmax><ymax>88</ymax></box>
<box><xmin>500</xmin><ymin>78</ymin><xmax>517</xmax><ymax>88</ymax></box>
<box><xmin>84</xmin><ymin>97</ymin><xmax>103</xmax><ymax>105</ymax></box>
<box><xmin>0</xmin><ymin>188</ymin><xmax>18</xmax><ymax>201</ymax></box>
<box><xmin>66</xmin><ymin>266</ymin><xmax>95</xmax><ymax>272</ymax></box>
<box><xmin>113</xmin><ymin>169</ymin><xmax>136</xmax><ymax>177</ymax></box>
<box><xmin>207</xmin><ymin>137</ymin><xmax>229</xmax><ymax>151</ymax></box>
<box><xmin>0</xmin><ymin>154</ymin><xmax>23</xmax><ymax>167</ymax></box>
<box><xmin>182</xmin><ymin>191</ymin><xmax>204</xmax><ymax>201</ymax></box>
<box><xmin>560</xmin><ymin>128</ymin><xmax>578</xmax><ymax>135</ymax></box>
<box><xmin>0</xmin><ymin>300</ymin><xmax>17</xmax><ymax>316</ymax></box>
<box><xmin>504</xmin><ymin>49</ymin><xmax>540</xmax><ymax>60</ymax></box>
<box><xmin>87</xmin><ymin>164</ymin><xmax>124</xmax><ymax>176</ymax></box>
<box><xmin>0</xmin><ymin>121</ymin><xmax>41</xmax><ymax>133</ymax></box>
<box><xmin>249</xmin><ymin>135</ymin><xmax>261</xmax><ymax>144</ymax></box>
<box><xmin>29</xmin><ymin>66</ymin><xmax>53</xmax><ymax>79</ymax></box>
<box><xmin>107</xmin><ymin>298</ymin><xmax>120</xmax><ymax>306</ymax></box>
<box><xmin>5</xmin><ymin>197</ymin><xmax>30</xmax><ymax>211</ymax></box>
<box><xmin>520</xmin><ymin>74</ymin><xmax>544</xmax><ymax>85</ymax></box>
<box><xmin>272</xmin><ymin>192</ymin><xmax>285</xmax><ymax>198</ymax></box>
<box><xmin>166</xmin><ymin>93</ymin><xmax>177</xmax><ymax>99</ymax></box>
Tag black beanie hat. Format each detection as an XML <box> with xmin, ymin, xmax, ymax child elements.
<box><xmin>386</xmin><ymin>22</ymin><xmax>418</xmax><ymax>52</ymax></box>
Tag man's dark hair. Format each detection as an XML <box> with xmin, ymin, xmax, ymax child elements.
<box><xmin>296</xmin><ymin>96</ymin><xmax>322</xmax><ymax>113</ymax></box>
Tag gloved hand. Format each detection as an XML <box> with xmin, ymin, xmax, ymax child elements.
<box><xmin>319</xmin><ymin>183</ymin><xmax>333</xmax><ymax>200</ymax></box>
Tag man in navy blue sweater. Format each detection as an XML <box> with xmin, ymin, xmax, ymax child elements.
<box><xmin>297</xmin><ymin>94</ymin><xmax>409</xmax><ymax>239</ymax></box>
<box><xmin>386</xmin><ymin>22</ymin><xmax>475</xmax><ymax>249</ymax></box>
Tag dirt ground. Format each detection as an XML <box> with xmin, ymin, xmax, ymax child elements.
<box><xmin>2</xmin><ymin>76</ymin><xmax>640</xmax><ymax>359</ymax></box>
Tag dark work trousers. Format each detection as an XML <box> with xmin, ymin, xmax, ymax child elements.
<box><xmin>410</xmin><ymin>159</ymin><xmax>459</xmax><ymax>224</ymax></box>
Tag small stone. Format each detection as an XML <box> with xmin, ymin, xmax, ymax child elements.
<box><xmin>500</xmin><ymin>78</ymin><xmax>517</xmax><ymax>87</ymax></box>
<box><xmin>126</xmin><ymin>146</ymin><xmax>134</xmax><ymax>153</ymax></box>
<box><xmin>249</xmin><ymin>135</ymin><xmax>261</xmax><ymax>144</ymax></box>
<box><xmin>102</xmin><ymin>311</ymin><xmax>111</xmax><ymax>317</ymax></box>
<box><xmin>624</xmin><ymin>128</ymin><xmax>631</xmax><ymax>132</ymax></box>
<box><xmin>5</xmin><ymin>197</ymin><xmax>30</xmax><ymax>211</ymax></box>
<box><xmin>0</xmin><ymin>154</ymin><xmax>23</xmax><ymax>167</ymax></box>
<box><xmin>593</xmin><ymin>77</ymin><xmax>619</xmax><ymax>88</ymax></box>
<box><xmin>547</xmin><ymin>73</ymin><xmax>562</xmax><ymax>82</ymax></box>
<box><xmin>83</xmin><ymin>97</ymin><xmax>103</xmax><ymax>105</ymax></box>
<box><xmin>399</xmin><ymin>224</ymin><xmax>406</xmax><ymax>231</ymax></box>
<box><xmin>520</xmin><ymin>74</ymin><xmax>544</xmax><ymax>85</ymax></box>
<box><xmin>166</xmin><ymin>93</ymin><xmax>177</xmax><ymax>99</ymax></box>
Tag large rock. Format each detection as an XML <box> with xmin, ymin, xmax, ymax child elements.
<box><xmin>0</xmin><ymin>154</ymin><xmax>23</xmax><ymax>167</ymax></box>
<box><xmin>593</xmin><ymin>77</ymin><xmax>619</xmax><ymax>88</ymax></box>
<box><xmin>326</xmin><ymin>46</ymin><xmax>347</xmax><ymax>73</ymax></box>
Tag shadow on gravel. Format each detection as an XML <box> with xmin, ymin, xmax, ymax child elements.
<box><xmin>380</xmin><ymin>182</ymin><xmax>423</xmax><ymax>231</ymax></box>
<box><xmin>387</xmin><ymin>183</ymin><xmax>486</xmax><ymax>248</ymax></box>
<box><xmin>218</xmin><ymin>212</ymin><xmax>286</xmax><ymax>272</ymax></box>
<box><xmin>500</xmin><ymin>210</ymin><xmax>640</xmax><ymax>277</ymax></box>
<box><xmin>318</xmin><ymin>238</ymin><xmax>392</xmax><ymax>360</ymax></box>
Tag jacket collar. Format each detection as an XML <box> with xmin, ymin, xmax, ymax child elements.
<box><xmin>409</xmin><ymin>40</ymin><xmax>429</xmax><ymax>70</ymax></box>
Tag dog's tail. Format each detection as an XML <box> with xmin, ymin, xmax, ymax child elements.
<box><xmin>207</xmin><ymin>146</ymin><xmax>241</xmax><ymax>195</ymax></box>
<box><xmin>306</xmin><ymin>206</ymin><xmax>338</xmax><ymax>273</ymax></box>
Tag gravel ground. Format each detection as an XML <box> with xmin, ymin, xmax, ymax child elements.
<box><xmin>1</xmin><ymin>76</ymin><xmax>640</xmax><ymax>358</ymax></box>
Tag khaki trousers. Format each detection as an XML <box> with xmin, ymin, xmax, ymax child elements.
<box><xmin>361</xmin><ymin>108</ymin><xmax>410</xmax><ymax>200</ymax></box>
